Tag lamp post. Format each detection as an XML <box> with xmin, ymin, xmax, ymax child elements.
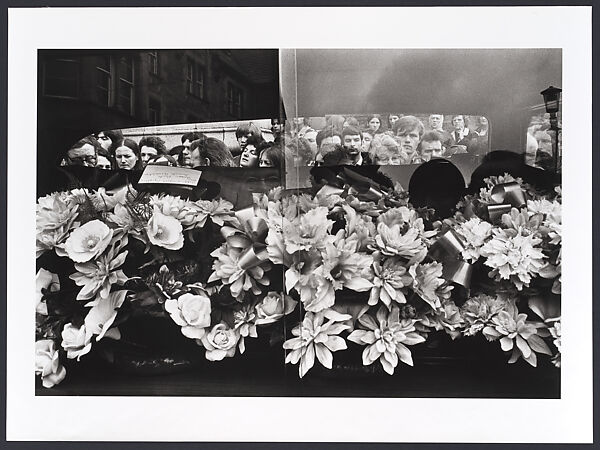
<box><xmin>540</xmin><ymin>85</ymin><xmax>562</xmax><ymax>175</ymax></box>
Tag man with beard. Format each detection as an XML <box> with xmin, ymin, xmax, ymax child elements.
<box><xmin>341</xmin><ymin>125</ymin><xmax>371</xmax><ymax>165</ymax></box>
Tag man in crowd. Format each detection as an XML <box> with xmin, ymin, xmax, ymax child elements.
<box><xmin>315</xmin><ymin>126</ymin><xmax>342</xmax><ymax>164</ymax></box>
<box><xmin>427</xmin><ymin>114</ymin><xmax>453</xmax><ymax>148</ymax></box>
<box><xmin>235</xmin><ymin>122</ymin><xmax>263</xmax><ymax>152</ymax></box>
<box><xmin>139</xmin><ymin>136</ymin><xmax>167</xmax><ymax>167</ymax></box>
<box><xmin>181</xmin><ymin>131</ymin><xmax>205</xmax><ymax>149</ymax></box>
<box><xmin>450</xmin><ymin>115</ymin><xmax>474</xmax><ymax>146</ymax></box>
<box><xmin>418</xmin><ymin>131</ymin><xmax>445</xmax><ymax>162</ymax></box>
<box><xmin>394</xmin><ymin>115</ymin><xmax>424</xmax><ymax>164</ymax></box>
<box><xmin>62</xmin><ymin>136</ymin><xmax>102</xmax><ymax>167</ymax></box>
<box><xmin>341</xmin><ymin>125</ymin><xmax>367</xmax><ymax>165</ymax></box>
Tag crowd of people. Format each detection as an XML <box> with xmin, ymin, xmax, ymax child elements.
<box><xmin>60</xmin><ymin>113</ymin><xmax>491</xmax><ymax>172</ymax></box>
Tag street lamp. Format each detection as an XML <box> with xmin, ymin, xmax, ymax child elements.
<box><xmin>540</xmin><ymin>85</ymin><xmax>562</xmax><ymax>174</ymax></box>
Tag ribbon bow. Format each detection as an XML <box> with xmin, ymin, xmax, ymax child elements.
<box><xmin>487</xmin><ymin>181</ymin><xmax>527</xmax><ymax>222</ymax></box>
<box><xmin>312</xmin><ymin>167</ymin><xmax>386</xmax><ymax>203</ymax></box>
<box><xmin>428</xmin><ymin>228</ymin><xmax>473</xmax><ymax>289</ymax></box>
<box><xmin>220</xmin><ymin>206</ymin><xmax>269</xmax><ymax>270</ymax></box>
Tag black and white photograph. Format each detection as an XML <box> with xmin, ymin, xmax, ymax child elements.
<box><xmin>6</xmin><ymin>6</ymin><xmax>593</xmax><ymax>444</ymax></box>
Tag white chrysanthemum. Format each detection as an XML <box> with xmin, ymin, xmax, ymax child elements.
<box><xmin>480</xmin><ymin>227</ymin><xmax>546</xmax><ymax>290</ymax></box>
<box><xmin>453</xmin><ymin>217</ymin><xmax>493</xmax><ymax>262</ymax></box>
<box><xmin>348</xmin><ymin>306</ymin><xmax>425</xmax><ymax>375</ymax></box>
<box><xmin>409</xmin><ymin>262</ymin><xmax>453</xmax><ymax>310</ymax></box>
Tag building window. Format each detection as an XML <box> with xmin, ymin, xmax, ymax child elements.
<box><xmin>148</xmin><ymin>51</ymin><xmax>159</xmax><ymax>76</ymax></box>
<box><xmin>96</xmin><ymin>56</ymin><xmax>112</xmax><ymax>107</ymax></box>
<box><xmin>226</xmin><ymin>82</ymin><xmax>243</xmax><ymax>117</ymax></box>
<box><xmin>148</xmin><ymin>98</ymin><xmax>161</xmax><ymax>125</ymax></box>
<box><xmin>43</xmin><ymin>58</ymin><xmax>79</xmax><ymax>98</ymax></box>
<box><xmin>117</xmin><ymin>56</ymin><xmax>135</xmax><ymax>115</ymax></box>
<box><xmin>186</xmin><ymin>59</ymin><xmax>204</xmax><ymax>99</ymax></box>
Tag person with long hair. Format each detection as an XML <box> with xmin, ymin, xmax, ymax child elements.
<box><xmin>114</xmin><ymin>138</ymin><xmax>143</xmax><ymax>170</ymax></box>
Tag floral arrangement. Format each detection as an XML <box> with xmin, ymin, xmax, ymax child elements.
<box><xmin>35</xmin><ymin>172</ymin><xmax>561</xmax><ymax>387</ymax></box>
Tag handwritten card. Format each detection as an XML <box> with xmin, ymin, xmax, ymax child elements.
<box><xmin>138</xmin><ymin>165</ymin><xmax>202</xmax><ymax>187</ymax></box>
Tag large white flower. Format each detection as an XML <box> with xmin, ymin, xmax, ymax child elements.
<box><xmin>84</xmin><ymin>289</ymin><xmax>127</xmax><ymax>341</ymax></box>
<box><xmin>35</xmin><ymin>340</ymin><xmax>66</xmax><ymax>388</ymax></box>
<box><xmin>61</xmin><ymin>323</ymin><xmax>92</xmax><ymax>360</ymax></box>
<box><xmin>372</xmin><ymin>207</ymin><xmax>429</xmax><ymax>262</ymax></box>
<box><xmin>208</xmin><ymin>244</ymin><xmax>271</xmax><ymax>300</ymax></box>
<box><xmin>307</xmin><ymin>235</ymin><xmax>373</xmax><ymax>312</ymax></box>
<box><xmin>282</xmin><ymin>206</ymin><xmax>334</xmax><ymax>253</ymax></box>
<box><xmin>369</xmin><ymin>258</ymin><xmax>412</xmax><ymax>308</ymax></box>
<box><xmin>200</xmin><ymin>322</ymin><xmax>240</xmax><ymax>361</ymax></box>
<box><xmin>409</xmin><ymin>262</ymin><xmax>453</xmax><ymax>310</ymax></box>
<box><xmin>348</xmin><ymin>306</ymin><xmax>425</xmax><ymax>375</ymax></box>
<box><xmin>480</xmin><ymin>227</ymin><xmax>546</xmax><ymax>290</ymax></box>
<box><xmin>36</xmin><ymin>191</ymin><xmax>79</xmax><ymax>231</ymax></box>
<box><xmin>453</xmin><ymin>217</ymin><xmax>493</xmax><ymax>262</ymax></box>
<box><xmin>283</xmin><ymin>310</ymin><xmax>350</xmax><ymax>377</ymax></box>
<box><xmin>482</xmin><ymin>308</ymin><xmax>552</xmax><ymax>367</ymax></box>
<box><xmin>255</xmin><ymin>291</ymin><xmax>298</xmax><ymax>325</ymax></box>
<box><xmin>460</xmin><ymin>293</ymin><xmax>513</xmax><ymax>336</ymax></box>
<box><xmin>63</xmin><ymin>219</ymin><xmax>114</xmax><ymax>263</ymax></box>
<box><xmin>165</xmin><ymin>293</ymin><xmax>211</xmax><ymax>340</ymax></box>
<box><xmin>146</xmin><ymin>206</ymin><xmax>184</xmax><ymax>250</ymax></box>
<box><xmin>69</xmin><ymin>240</ymin><xmax>128</xmax><ymax>301</ymax></box>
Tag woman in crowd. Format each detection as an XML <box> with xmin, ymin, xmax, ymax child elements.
<box><xmin>114</xmin><ymin>138</ymin><xmax>143</xmax><ymax>170</ymax></box>
<box><xmin>367</xmin><ymin>114</ymin><xmax>384</xmax><ymax>136</ymax></box>
<box><xmin>237</xmin><ymin>135</ymin><xmax>264</xmax><ymax>168</ymax></box>
<box><xmin>369</xmin><ymin>135</ymin><xmax>403</xmax><ymax>165</ymax></box>
<box><xmin>259</xmin><ymin>145</ymin><xmax>283</xmax><ymax>168</ymax></box>
<box><xmin>169</xmin><ymin>145</ymin><xmax>191</xmax><ymax>168</ymax></box>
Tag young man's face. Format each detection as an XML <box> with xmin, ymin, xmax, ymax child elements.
<box><xmin>237</xmin><ymin>133</ymin><xmax>252</xmax><ymax>150</ymax></box>
<box><xmin>420</xmin><ymin>140</ymin><xmax>443</xmax><ymax>161</ymax></box>
<box><xmin>429</xmin><ymin>114</ymin><xmax>444</xmax><ymax>130</ymax></box>
<box><xmin>452</xmin><ymin>116</ymin><xmax>465</xmax><ymax>131</ymax></box>
<box><xmin>397</xmin><ymin>128</ymin><xmax>420</xmax><ymax>155</ymax></box>
<box><xmin>96</xmin><ymin>132</ymin><xmax>112</xmax><ymax>151</ymax></box>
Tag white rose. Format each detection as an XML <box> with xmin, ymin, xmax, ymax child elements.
<box><xmin>35</xmin><ymin>340</ymin><xmax>66</xmax><ymax>388</ymax></box>
<box><xmin>165</xmin><ymin>293</ymin><xmax>211</xmax><ymax>339</ymax></box>
<box><xmin>200</xmin><ymin>322</ymin><xmax>239</xmax><ymax>361</ymax></box>
<box><xmin>255</xmin><ymin>292</ymin><xmax>298</xmax><ymax>325</ymax></box>
<box><xmin>64</xmin><ymin>220</ymin><xmax>113</xmax><ymax>263</ymax></box>
<box><xmin>61</xmin><ymin>323</ymin><xmax>92</xmax><ymax>360</ymax></box>
<box><xmin>146</xmin><ymin>207</ymin><xmax>184</xmax><ymax>250</ymax></box>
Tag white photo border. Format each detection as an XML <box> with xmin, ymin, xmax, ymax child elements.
<box><xmin>7</xmin><ymin>6</ymin><xmax>593</xmax><ymax>443</ymax></box>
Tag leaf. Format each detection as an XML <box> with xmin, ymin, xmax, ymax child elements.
<box><xmin>500</xmin><ymin>336</ymin><xmax>513</xmax><ymax>352</ymax></box>
<box><xmin>315</xmin><ymin>344</ymin><xmax>333</xmax><ymax>369</ymax></box>
<box><xmin>323</xmin><ymin>335</ymin><xmax>347</xmax><ymax>352</ymax></box>
<box><xmin>395</xmin><ymin>343</ymin><xmax>414</xmax><ymax>366</ymax></box>
<box><xmin>322</xmin><ymin>309</ymin><xmax>352</xmax><ymax>323</ymax></box>
<box><xmin>347</xmin><ymin>330</ymin><xmax>368</xmax><ymax>345</ymax></box>
<box><xmin>528</xmin><ymin>334</ymin><xmax>553</xmax><ymax>355</ymax></box>
<box><xmin>515</xmin><ymin>335</ymin><xmax>531</xmax><ymax>359</ymax></box>
<box><xmin>344</xmin><ymin>277</ymin><xmax>373</xmax><ymax>292</ymax></box>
